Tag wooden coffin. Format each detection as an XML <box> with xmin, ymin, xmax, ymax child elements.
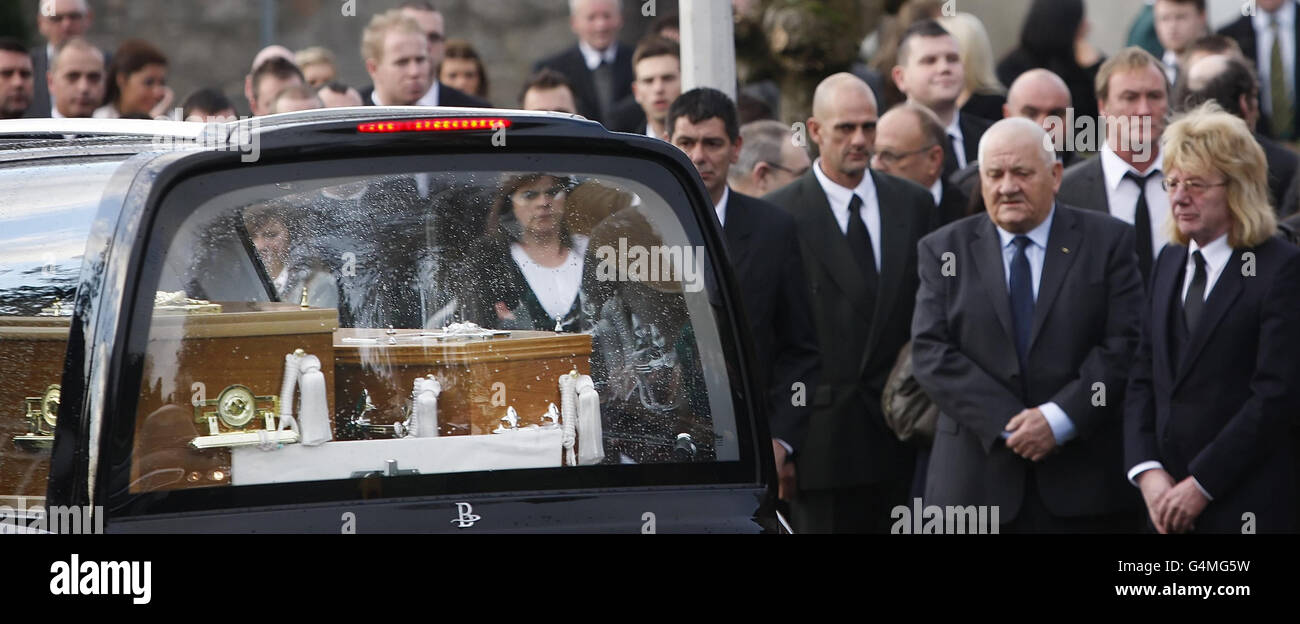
<box><xmin>333</xmin><ymin>329</ymin><xmax>592</xmax><ymax>437</ymax></box>
<box><xmin>131</xmin><ymin>302</ymin><xmax>338</xmax><ymax>493</ymax></box>
<box><xmin>0</xmin><ymin>317</ymin><xmax>70</xmax><ymax>503</ymax></box>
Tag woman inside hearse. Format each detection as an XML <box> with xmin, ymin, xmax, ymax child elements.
<box><xmin>459</xmin><ymin>173</ymin><xmax>589</xmax><ymax>333</ymax></box>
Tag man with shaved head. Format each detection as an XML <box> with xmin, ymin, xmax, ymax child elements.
<box><xmin>29</xmin><ymin>0</ymin><xmax>104</xmax><ymax>118</ymax></box>
<box><xmin>872</xmin><ymin>103</ymin><xmax>967</xmax><ymax>225</ymax></box>
<box><xmin>950</xmin><ymin>68</ymin><xmax>1077</xmax><ymax>196</ymax></box>
<box><xmin>764</xmin><ymin>72</ymin><xmax>938</xmax><ymax>533</ymax></box>
<box><xmin>912</xmin><ymin>118</ymin><xmax>1146</xmax><ymax>533</ymax></box>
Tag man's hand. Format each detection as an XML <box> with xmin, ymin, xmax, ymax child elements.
<box><xmin>772</xmin><ymin>440</ymin><xmax>797</xmax><ymax>502</ymax></box>
<box><xmin>1136</xmin><ymin>469</ymin><xmax>1175</xmax><ymax>533</ymax></box>
<box><xmin>1156</xmin><ymin>476</ymin><xmax>1209</xmax><ymax>534</ymax></box>
<box><xmin>1005</xmin><ymin>408</ymin><xmax>1056</xmax><ymax>461</ymax></box>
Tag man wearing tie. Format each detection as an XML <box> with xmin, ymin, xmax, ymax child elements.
<box><xmin>532</xmin><ymin>0</ymin><xmax>634</xmax><ymax>127</ymax></box>
<box><xmin>1125</xmin><ymin>104</ymin><xmax>1300</xmax><ymax>534</ymax></box>
<box><xmin>1218</xmin><ymin>0</ymin><xmax>1299</xmax><ymax>141</ymax></box>
<box><xmin>1058</xmin><ymin>47</ymin><xmax>1171</xmax><ymax>285</ymax></box>
<box><xmin>764</xmin><ymin>73</ymin><xmax>937</xmax><ymax>532</ymax></box>
<box><xmin>913</xmin><ymin>118</ymin><xmax>1145</xmax><ymax>533</ymax></box>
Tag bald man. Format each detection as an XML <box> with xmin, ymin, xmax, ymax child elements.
<box><xmin>764</xmin><ymin>73</ymin><xmax>938</xmax><ymax>533</ymax></box>
<box><xmin>912</xmin><ymin>118</ymin><xmax>1145</xmax><ymax>533</ymax></box>
<box><xmin>30</xmin><ymin>0</ymin><xmax>102</xmax><ymax>118</ymax></box>
<box><xmin>950</xmin><ymin>69</ymin><xmax>1077</xmax><ymax>195</ymax></box>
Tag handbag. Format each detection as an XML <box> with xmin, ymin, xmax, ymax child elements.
<box><xmin>881</xmin><ymin>340</ymin><xmax>938</xmax><ymax>446</ymax></box>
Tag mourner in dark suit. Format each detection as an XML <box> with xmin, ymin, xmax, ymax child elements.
<box><xmin>665</xmin><ymin>88</ymin><xmax>820</xmax><ymax>503</ymax></box>
<box><xmin>1175</xmin><ymin>53</ymin><xmax>1298</xmax><ymax>211</ymax></box>
<box><xmin>913</xmin><ymin>118</ymin><xmax>1146</xmax><ymax>533</ymax></box>
<box><xmin>359</xmin><ymin>10</ymin><xmax>490</xmax><ymax>108</ymax></box>
<box><xmin>950</xmin><ymin>68</ymin><xmax>1079</xmax><ymax>197</ymax></box>
<box><xmin>764</xmin><ymin>73</ymin><xmax>937</xmax><ymax>533</ymax></box>
<box><xmin>532</xmin><ymin>0</ymin><xmax>634</xmax><ymax>126</ymax></box>
<box><xmin>1217</xmin><ymin>0</ymin><xmax>1300</xmax><ymax>141</ymax></box>
<box><xmin>1124</xmin><ymin>104</ymin><xmax>1300</xmax><ymax>534</ymax></box>
<box><xmin>872</xmin><ymin>103</ymin><xmax>969</xmax><ymax>226</ymax></box>
<box><xmin>891</xmin><ymin>19</ymin><xmax>994</xmax><ymax>180</ymax></box>
<box><xmin>1058</xmin><ymin>48</ymin><xmax>1172</xmax><ymax>285</ymax></box>
<box><xmin>27</xmin><ymin>0</ymin><xmax>102</xmax><ymax>118</ymax></box>
<box><xmin>613</xmin><ymin>37</ymin><xmax>680</xmax><ymax>139</ymax></box>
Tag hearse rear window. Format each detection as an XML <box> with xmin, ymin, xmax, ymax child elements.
<box><xmin>122</xmin><ymin>158</ymin><xmax>740</xmax><ymax>500</ymax></box>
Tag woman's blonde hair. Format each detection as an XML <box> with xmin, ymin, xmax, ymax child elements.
<box><xmin>1161</xmin><ymin>102</ymin><xmax>1276</xmax><ymax>248</ymax></box>
<box><xmin>938</xmin><ymin>12</ymin><xmax>1003</xmax><ymax>96</ymax></box>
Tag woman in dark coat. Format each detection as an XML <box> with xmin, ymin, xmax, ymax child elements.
<box><xmin>459</xmin><ymin>173</ymin><xmax>588</xmax><ymax>333</ymax></box>
<box><xmin>996</xmin><ymin>0</ymin><xmax>1104</xmax><ymax>123</ymax></box>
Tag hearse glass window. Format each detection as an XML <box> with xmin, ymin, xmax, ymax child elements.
<box><xmin>0</xmin><ymin>158</ymin><xmax>124</xmax><ymax>509</ymax></box>
<box><xmin>131</xmin><ymin>169</ymin><xmax>736</xmax><ymax>493</ymax></box>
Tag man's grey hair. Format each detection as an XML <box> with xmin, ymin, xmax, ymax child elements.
<box><xmin>978</xmin><ymin>117</ymin><xmax>1055</xmax><ymax>167</ymax></box>
<box><xmin>731</xmin><ymin>120</ymin><xmax>790</xmax><ymax>182</ymax></box>
<box><xmin>570</xmin><ymin>0</ymin><xmax>622</xmax><ymax>15</ymax></box>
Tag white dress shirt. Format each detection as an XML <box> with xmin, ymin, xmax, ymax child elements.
<box><xmin>1161</xmin><ymin>50</ymin><xmax>1179</xmax><ymax>85</ymax></box>
<box><xmin>928</xmin><ymin>179</ymin><xmax>943</xmax><ymax>206</ymax></box>
<box><xmin>577</xmin><ymin>40</ymin><xmax>618</xmax><ymax>71</ymax></box>
<box><xmin>1125</xmin><ymin>233</ymin><xmax>1229</xmax><ymax>500</ymax></box>
<box><xmin>811</xmin><ymin>158</ymin><xmax>882</xmax><ymax>270</ymax></box>
<box><xmin>1099</xmin><ymin>146</ymin><xmax>1169</xmax><ymax>259</ymax></box>
<box><xmin>714</xmin><ymin>186</ymin><xmax>730</xmax><ymax>227</ymax></box>
<box><xmin>645</xmin><ymin>122</ymin><xmax>661</xmax><ymax>141</ymax></box>
<box><xmin>1254</xmin><ymin>0</ymin><xmax>1297</xmax><ymax>118</ymax></box>
<box><xmin>371</xmin><ymin>81</ymin><xmax>441</xmax><ymax>107</ymax></box>
<box><xmin>992</xmin><ymin>205</ymin><xmax>1075</xmax><ymax>443</ymax></box>
<box><xmin>945</xmin><ymin>113</ymin><xmax>967</xmax><ymax>170</ymax></box>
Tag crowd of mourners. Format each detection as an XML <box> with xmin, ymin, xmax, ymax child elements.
<box><xmin>3</xmin><ymin>0</ymin><xmax>1300</xmax><ymax>534</ymax></box>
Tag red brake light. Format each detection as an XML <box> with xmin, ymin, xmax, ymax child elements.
<box><xmin>357</xmin><ymin>118</ymin><xmax>512</xmax><ymax>133</ymax></box>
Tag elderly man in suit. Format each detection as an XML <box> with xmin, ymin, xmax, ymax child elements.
<box><xmin>912</xmin><ymin>118</ymin><xmax>1146</xmax><ymax>533</ymax></box>
<box><xmin>1218</xmin><ymin>0</ymin><xmax>1300</xmax><ymax>141</ymax></box>
<box><xmin>764</xmin><ymin>73</ymin><xmax>937</xmax><ymax>533</ymax></box>
<box><xmin>1058</xmin><ymin>47</ymin><xmax>1172</xmax><ymax>286</ymax></box>
<box><xmin>533</xmin><ymin>0</ymin><xmax>634</xmax><ymax>126</ymax></box>
<box><xmin>665</xmin><ymin>88</ymin><xmax>820</xmax><ymax>504</ymax></box>
<box><xmin>28</xmin><ymin>0</ymin><xmax>99</xmax><ymax>118</ymax></box>
<box><xmin>1125</xmin><ymin>104</ymin><xmax>1300</xmax><ymax>534</ymax></box>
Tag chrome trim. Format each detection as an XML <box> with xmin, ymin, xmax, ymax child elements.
<box><xmin>0</xmin><ymin>117</ymin><xmax>210</xmax><ymax>138</ymax></box>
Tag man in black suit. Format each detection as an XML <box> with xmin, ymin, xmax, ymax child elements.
<box><xmin>28</xmin><ymin>0</ymin><xmax>97</xmax><ymax>118</ymax></box>
<box><xmin>913</xmin><ymin>118</ymin><xmax>1146</xmax><ymax>533</ymax></box>
<box><xmin>532</xmin><ymin>0</ymin><xmax>634</xmax><ymax>126</ymax></box>
<box><xmin>1218</xmin><ymin>0</ymin><xmax>1300</xmax><ymax>141</ymax></box>
<box><xmin>665</xmin><ymin>88</ymin><xmax>820</xmax><ymax>504</ymax></box>
<box><xmin>358</xmin><ymin>10</ymin><xmax>488</xmax><ymax>108</ymax></box>
<box><xmin>1058</xmin><ymin>47</ymin><xmax>1172</xmax><ymax>286</ymax></box>
<box><xmin>951</xmin><ymin>69</ymin><xmax>1079</xmax><ymax>197</ymax></box>
<box><xmin>1125</xmin><ymin>105</ymin><xmax>1300</xmax><ymax>533</ymax></box>
<box><xmin>764</xmin><ymin>73</ymin><xmax>936</xmax><ymax>532</ymax></box>
<box><xmin>872</xmin><ymin>102</ymin><xmax>968</xmax><ymax>226</ymax></box>
<box><xmin>0</xmin><ymin>38</ymin><xmax>34</xmax><ymax>120</ymax></box>
<box><xmin>611</xmin><ymin>37</ymin><xmax>680</xmax><ymax>139</ymax></box>
<box><xmin>1177</xmin><ymin>53</ymin><xmax>1298</xmax><ymax>212</ymax></box>
<box><xmin>891</xmin><ymin>19</ymin><xmax>993</xmax><ymax>181</ymax></box>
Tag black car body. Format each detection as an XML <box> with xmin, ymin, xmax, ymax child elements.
<box><xmin>0</xmin><ymin>109</ymin><xmax>781</xmax><ymax>533</ymax></box>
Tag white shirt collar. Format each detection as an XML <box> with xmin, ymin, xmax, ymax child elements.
<box><xmin>715</xmin><ymin>186</ymin><xmax>730</xmax><ymax>227</ymax></box>
<box><xmin>929</xmin><ymin>178</ymin><xmax>943</xmax><ymax>206</ymax></box>
<box><xmin>578</xmin><ymin>40</ymin><xmax>618</xmax><ymax>71</ymax></box>
<box><xmin>1100</xmin><ymin>144</ymin><xmax>1164</xmax><ymax>191</ymax></box>
<box><xmin>1161</xmin><ymin>50</ymin><xmax>1179</xmax><ymax>82</ymax></box>
<box><xmin>416</xmin><ymin>81</ymin><xmax>441</xmax><ymax>107</ymax></box>
<box><xmin>1187</xmin><ymin>232</ymin><xmax>1232</xmax><ymax>273</ymax></box>
<box><xmin>645</xmin><ymin>122</ymin><xmax>659</xmax><ymax>140</ymax></box>
<box><xmin>945</xmin><ymin>113</ymin><xmax>963</xmax><ymax>144</ymax></box>
<box><xmin>812</xmin><ymin>157</ymin><xmax>877</xmax><ymax>209</ymax></box>
<box><xmin>995</xmin><ymin>204</ymin><xmax>1056</xmax><ymax>251</ymax></box>
<box><xmin>51</xmin><ymin>106</ymin><xmax>65</xmax><ymax>119</ymax></box>
<box><xmin>1254</xmin><ymin>0</ymin><xmax>1296</xmax><ymax>30</ymax></box>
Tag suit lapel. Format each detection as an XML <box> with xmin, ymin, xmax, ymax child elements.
<box><xmin>791</xmin><ymin>172</ymin><xmax>873</xmax><ymax>320</ymax></box>
<box><xmin>1174</xmin><ymin>248</ymin><xmax>1244</xmax><ymax>388</ymax></box>
<box><xmin>970</xmin><ymin>217</ymin><xmax>1017</xmax><ymax>346</ymax></box>
<box><xmin>722</xmin><ymin>192</ymin><xmax>756</xmax><ymax>280</ymax></box>
<box><xmin>1028</xmin><ymin>207</ymin><xmax>1082</xmax><ymax>351</ymax></box>
<box><xmin>1087</xmin><ymin>159</ymin><xmax>1111</xmax><ymax>213</ymax></box>
<box><xmin>1152</xmin><ymin>247</ymin><xmax>1185</xmax><ymax>384</ymax></box>
<box><xmin>863</xmin><ymin>172</ymin><xmax>908</xmax><ymax>355</ymax></box>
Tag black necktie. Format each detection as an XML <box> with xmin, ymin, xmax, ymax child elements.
<box><xmin>592</xmin><ymin>59</ymin><xmax>615</xmax><ymax>122</ymax></box>
<box><xmin>1123</xmin><ymin>170</ymin><xmax>1157</xmax><ymax>282</ymax></box>
<box><xmin>1183</xmin><ymin>250</ymin><xmax>1207</xmax><ymax>331</ymax></box>
<box><xmin>1009</xmin><ymin>236</ymin><xmax>1034</xmax><ymax>373</ymax></box>
<box><xmin>845</xmin><ymin>193</ymin><xmax>879</xmax><ymax>290</ymax></box>
<box><xmin>941</xmin><ymin>133</ymin><xmax>960</xmax><ymax>178</ymax></box>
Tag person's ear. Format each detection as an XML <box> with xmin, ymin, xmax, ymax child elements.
<box><xmin>891</xmin><ymin>65</ymin><xmax>907</xmax><ymax>93</ymax></box>
<box><xmin>730</xmin><ymin>135</ymin><xmax>742</xmax><ymax>166</ymax></box>
<box><xmin>806</xmin><ymin>116</ymin><xmax>823</xmax><ymax>147</ymax></box>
